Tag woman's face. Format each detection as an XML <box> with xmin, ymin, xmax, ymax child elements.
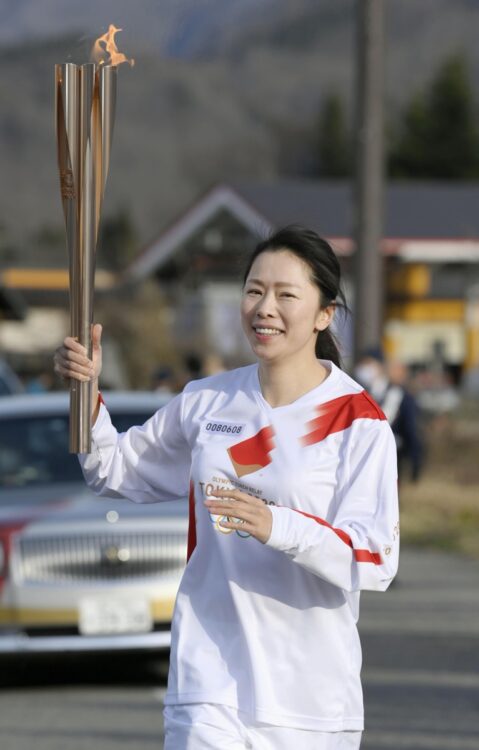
<box><xmin>241</xmin><ymin>249</ymin><xmax>333</xmax><ymax>365</ymax></box>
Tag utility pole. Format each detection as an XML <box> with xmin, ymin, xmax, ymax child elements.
<box><xmin>352</xmin><ymin>0</ymin><xmax>385</xmax><ymax>362</ymax></box>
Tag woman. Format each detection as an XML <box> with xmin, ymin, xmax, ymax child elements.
<box><xmin>54</xmin><ymin>226</ymin><xmax>399</xmax><ymax>749</ymax></box>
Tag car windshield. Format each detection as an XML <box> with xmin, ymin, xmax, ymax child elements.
<box><xmin>0</xmin><ymin>412</ymin><xmax>152</xmax><ymax>491</ymax></box>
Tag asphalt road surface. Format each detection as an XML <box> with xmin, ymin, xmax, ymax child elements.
<box><xmin>0</xmin><ymin>547</ymin><xmax>478</xmax><ymax>750</ymax></box>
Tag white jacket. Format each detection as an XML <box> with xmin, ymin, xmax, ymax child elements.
<box><xmin>80</xmin><ymin>361</ymin><xmax>399</xmax><ymax>732</ymax></box>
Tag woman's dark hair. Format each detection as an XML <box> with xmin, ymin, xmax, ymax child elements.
<box><xmin>243</xmin><ymin>225</ymin><xmax>349</xmax><ymax>368</ymax></box>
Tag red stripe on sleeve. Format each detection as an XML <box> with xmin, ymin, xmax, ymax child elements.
<box><xmin>355</xmin><ymin>549</ymin><xmax>382</xmax><ymax>565</ymax></box>
<box><xmin>301</xmin><ymin>391</ymin><xmax>386</xmax><ymax>446</ymax></box>
<box><xmin>186</xmin><ymin>482</ymin><xmax>197</xmax><ymax>562</ymax></box>
<box><xmin>291</xmin><ymin>508</ymin><xmax>382</xmax><ymax>565</ymax></box>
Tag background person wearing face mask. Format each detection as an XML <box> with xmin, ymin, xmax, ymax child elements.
<box><xmin>354</xmin><ymin>348</ymin><xmax>423</xmax><ymax>482</ymax></box>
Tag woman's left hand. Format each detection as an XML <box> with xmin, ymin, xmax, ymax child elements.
<box><xmin>204</xmin><ymin>488</ymin><xmax>273</xmax><ymax>544</ymax></box>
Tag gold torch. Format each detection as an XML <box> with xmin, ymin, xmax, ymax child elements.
<box><xmin>55</xmin><ymin>26</ymin><xmax>133</xmax><ymax>453</ymax></box>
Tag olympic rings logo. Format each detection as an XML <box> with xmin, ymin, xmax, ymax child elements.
<box><xmin>208</xmin><ymin>512</ymin><xmax>251</xmax><ymax>539</ymax></box>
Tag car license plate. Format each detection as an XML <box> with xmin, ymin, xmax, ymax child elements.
<box><xmin>79</xmin><ymin>597</ymin><xmax>153</xmax><ymax>635</ymax></box>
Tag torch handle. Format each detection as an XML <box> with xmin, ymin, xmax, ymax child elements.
<box><xmin>69</xmin><ymin>249</ymin><xmax>94</xmax><ymax>453</ymax></box>
<box><xmin>70</xmin><ymin>379</ymin><xmax>92</xmax><ymax>453</ymax></box>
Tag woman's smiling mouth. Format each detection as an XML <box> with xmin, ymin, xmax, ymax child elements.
<box><xmin>253</xmin><ymin>326</ymin><xmax>284</xmax><ymax>339</ymax></box>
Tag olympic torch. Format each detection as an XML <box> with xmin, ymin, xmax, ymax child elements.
<box><xmin>55</xmin><ymin>26</ymin><xmax>133</xmax><ymax>453</ymax></box>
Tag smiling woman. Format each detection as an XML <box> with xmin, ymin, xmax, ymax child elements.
<box><xmin>54</xmin><ymin>225</ymin><xmax>399</xmax><ymax>750</ymax></box>
<box><xmin>243</xmin><ymin>226</ymin><xmax>347</xmax><ymax>366</ymax></box>
<box><xmin>240</xmin><ymin>227</ymin><xmax>348</xmax><ymax>406</ymax></box>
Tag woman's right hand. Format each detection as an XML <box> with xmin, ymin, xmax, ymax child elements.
<box><xmin>53</xmin><ymin>323</ymin><xmax>103</xmax><ymax>384</ymax></box>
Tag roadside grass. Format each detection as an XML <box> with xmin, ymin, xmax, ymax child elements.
<box><xmin>399</xmin><ymin>404</ymin><xmax>479</xmax><ymax>559</ymax></box>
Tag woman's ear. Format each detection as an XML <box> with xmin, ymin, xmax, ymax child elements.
<box><xmin>314</xmin><ymin>304</ymin><xmax>335</xmax><ymax>333</ymax></box>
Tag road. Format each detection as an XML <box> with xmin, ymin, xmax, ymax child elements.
<box><xmin>360</xmin><ymin>548</ymin><xmax>479</xmax><ymax>749</ymax></box>
<box><xmin>0</xmin><ymin>547</ymin><xmax>478</xmax><ymax>750</ymax></box>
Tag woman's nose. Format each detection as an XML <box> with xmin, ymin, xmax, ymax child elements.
<box><xmin>256</xmin><ymin>292</ymin><xmax>276</xmax><ymax>316</ymax></box>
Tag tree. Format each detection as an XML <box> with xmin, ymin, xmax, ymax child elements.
<box><xmin>0</xmin><ymin>222</ymin><xmax>18</xmax><ymax>266</ymax></box>
<box><xmin>96</xmin><ymin>280</ymin><xmax>180</xmax><ymax>389</ymax></box>
<box><xmin>317</xmin><ymin>93</ymin><xmax>352</xmax><ymax>177</ymax></box>
<box><xmin>99</xmin><ymin>208</ymin><xmax>137</xmax><ymax>271</ymax></box>
<box><xmin>389</xmin><ymin>54</ymin><xmax>479</xmax><ymax>179</ymax></box>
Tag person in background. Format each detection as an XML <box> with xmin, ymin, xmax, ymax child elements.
<box><xmin>25</xmin><ymin>371</ymin><xmax>54</xmax><ymax>394</ymax></box>
<box><xmin>151</xmin><ymin>366</ymin><xmax>178</xmax><ymax>394</ymax></box>
<box><xmin>203</xmin><ymin>352</ymin><xmax>226</xmax><ymax>377</ymax></box>
<box><xmin>354</xmin><ymin>348</ymin><xmax>423</xmax><ymax>482</ymax></box>
<box><xmin>183</xmin><ymin>352</ymin><xmax>203</xmax><ymax>381</ymax></box>
<box><xmin>177</xmin><ymin>352</ymin><xmax>226</xmax><ymax>387</ymax></box>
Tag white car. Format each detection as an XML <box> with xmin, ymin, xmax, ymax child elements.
<box><xmin>0</xmin><ymin>392</ymin><xmax>188</xmax><ymax>655</ymax></box>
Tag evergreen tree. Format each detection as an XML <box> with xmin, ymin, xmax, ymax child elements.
<box><xmin>317</xmin><ymin>93</ymin><xmax>352</xmax><ymax>177</ymax></box>
<box><xmin>99</xmin><ymin>208</ymin><xmax>137</xmax><ymax>271</ymax></box>
<box><xmin>0</xmin><ymin>223</ymin><xmax>17</xmax><ymax>267</ymax></box>
<box><xmin>389</xmin><ymin>55</ymin><xmax>479</xmax><ymax>179</ymax></box>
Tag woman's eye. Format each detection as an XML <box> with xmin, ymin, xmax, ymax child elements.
<box><xmin>247</xmin><ymin>289</ymin><xmax>261</xmax><ymax>296</ymax></box>
<box><xmin>280</xmin><ymin>292</ymin><xmax>296</xmax><ymax>299</ymax></box>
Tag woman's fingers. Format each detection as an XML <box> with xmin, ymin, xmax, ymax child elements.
<box><xmin>204</xmin><ymin>488</ymin><xmax>273</xmax><ymax>544</ymax></box>
<box><xmin>212</xmin><ymin>488</ymin><xmax>264</xmax><ymax>506</ymax></box>
<box><xmin>53</xmin><ymin>343</ymin><xmax>95</xmax><ymax>382</ymax></box>
<box><xmin>59</xmin><ymin>347</ymin><xmax>90</xmax><ymax>367</ymax></box>
<box><xmin>55</xmin><ymin>347</ymin><xmax>93</xmax><ymax>372</ymax></box>
<box><xmin>54</xmin><ymin>358</ymin><xmax>94</xmax><ymax>382</ymax></box>
<box><xmin>92</xmin><ymin>323</ymin><xmax>103</xmax><ymax>350</ymax></box>
<box><xmin>204</xmin><ymin>502</ymin><xmax>256</xmax><ymax>523</ymax></box>
<box><xmin>63</xmin><ymin>336</ymin><xmax>88</xmax><ymax>355</ymax></box>
<box><xmin>204</xmin><ymin>489</ymin><xmax>264</xmax><ymax>518</ymax></box>
<box><xmin>53</xmin><ymin>325</ymin><xmax>103</xmax><ymax>383</ymax></box>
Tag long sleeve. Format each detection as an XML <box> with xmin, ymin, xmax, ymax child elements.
<box><xmin>78</xmin><ymin>392</ymin><xmax>191</xmax><ymax>504</ymax></box>
<box><xmin>266</xmin><ymin>420</ymin><xmax>399</xmax><ymax>593</ymax></box>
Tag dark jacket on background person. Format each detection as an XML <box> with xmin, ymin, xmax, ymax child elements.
<box><xmin>380</xmin><ymin>384</ymin><xmax>423</xmax><ymax>482</ymax></box>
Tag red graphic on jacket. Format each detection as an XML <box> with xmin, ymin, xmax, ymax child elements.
<box><xmin>301</xmin><ymin>391</ymin><xmax>386</xmax><ymax>447</ymax></box>
<box><xmin>228</xmin><ymin>425</ymin><xmax>275</xmax><ymax>478</ymax></box>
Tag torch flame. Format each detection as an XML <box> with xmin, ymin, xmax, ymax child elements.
<box><xmin>92</xmin><ymin>24</ymin><xmax>134</xmax><ymax>67</ymax></box>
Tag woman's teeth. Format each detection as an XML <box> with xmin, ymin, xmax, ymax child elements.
<box><xmin>255</xmin><ymin>327</ymin><xmax>282</xmax><ymax>335</ymax></box>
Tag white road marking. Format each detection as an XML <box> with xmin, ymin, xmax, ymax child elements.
<box><xmin>365</xmin><ymin>730</ymin><xmax>479</xmax><ymax>749</ymax></box>
<box><xmin>359</xmin><ymin>616</ymin><xmax>479</xmax><ymax>637</ymax></box>
<box><xmin>363</xmin><ymin>667</ymin><xmax>479</xmax><ymax>689</ymax></box>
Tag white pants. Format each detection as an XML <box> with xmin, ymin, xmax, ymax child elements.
<box><xmin>164</xmin><ymin>703</ymin><xmax>362</xmax><ymax>750</ymax></box>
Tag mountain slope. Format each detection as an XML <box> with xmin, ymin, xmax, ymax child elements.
<box><xmin>2</xmin><ymin>0</ymin><xmax>479</xmax><ymax>259</ymax></box>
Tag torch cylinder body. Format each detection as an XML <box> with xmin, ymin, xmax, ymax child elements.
<box><xmin>55</xmin><ymin>62</ymin><xmax>116</xmax><ymax>453</ymax></box>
